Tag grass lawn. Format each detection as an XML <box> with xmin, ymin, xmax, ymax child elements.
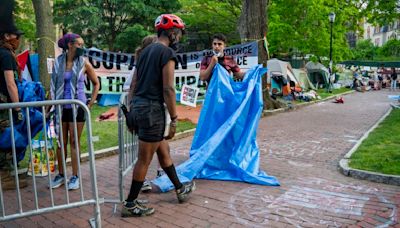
<box><xmin>316</xmin><ymin>87</ymin><xmax>352</xmax><ymax>99</ymax></box>
<box><xmin>19</xmin><ymin>104</ymin><xmax>197</xmax><ymax>169</ymax></box>
<box><xmin>349</xmin><ymin>108</ymin><xmax>400</xmax><ymax>175</ymax></box>
<box><xmin>81</xmin><ymin>104</ymin><xmax>197</xmax><ymax>153</ymax></box>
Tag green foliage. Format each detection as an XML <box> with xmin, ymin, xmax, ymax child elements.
<box><xmin>179</xmin><ymin>0</ymin><xmax>242</xmax><ymax>50</ymax></box>
<box><xmin>352</xmin><ymin>39</ymin><xmax>377</xmax><ymax>60</ymax></box>
<box><xmin>364</xmin><ymin>0</ymin><xmax>400</xmax><ymax>25</ymax></box>
<box><xmin>350</xmin><ymin>38</ymin><xmax>400</xmax><ymax>61</ymax></box>
<box><xmin>54</xmin><ymin>0</ymin><xmax>181</xmax><ymax>51</ymax></box>
<box><xmin>267</xmin><ymin>0</ymin><xmax>358</xmax><ymax>62</ymax></box>
<box><xmin>349</xmin><ymin>109</ymin><xmax>400</xmax><ymax>175</ymax></box>
<box><xmin>377</xmin><ymin>39</ymin><xmax>400</xmax><ymax>58</ymax></box>
<box><xmin>114</xmin><ymin>25</ymin><xmax>152</xmax><ymax>53</ymax></box>
<box><xmin>14</xmin><ymin>0</ymin><xmax>36</xmax><ymax>44</ymax></box>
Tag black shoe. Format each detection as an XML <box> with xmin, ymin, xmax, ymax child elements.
<box><xmin>176</xmin><ymin>181</ymin><xmax>195</xmax><ymax>203</ymax></box>
<box><xmin>121</xmin><ymin>200</ymin><xmax>155</xmax><ymax>217</ymax></box>
<box><xmin>156</xmin><ymin>169</ymin><xmax>165</xmax><ymax>178</ymax></box>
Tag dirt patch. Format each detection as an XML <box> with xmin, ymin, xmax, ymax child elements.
<box><xmin>95</xmin><ymin>104</ymin><xmax>202</xmax><ymax>124</ymax></box>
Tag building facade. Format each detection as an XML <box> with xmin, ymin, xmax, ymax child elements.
<box><xmin>363</xmin><ymin>20</ymin><xmax>400</xmax><ymax>46</ymax></box>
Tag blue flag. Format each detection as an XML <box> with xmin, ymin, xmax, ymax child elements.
<box><xmin>153</xmin><ymin>64</ymin><xmax>280</xmax><ymax>192</ymax></box>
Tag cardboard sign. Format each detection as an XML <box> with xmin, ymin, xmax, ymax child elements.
<box><xmin>180</xmin><ymin>84</ymin><xmax>199</xmax><ymax>107</ymax></box>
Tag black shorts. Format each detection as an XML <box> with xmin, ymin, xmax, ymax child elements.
<box><xmin>62</xmin><ymin>107</ymin><xmax>86</xmax><ymax>123</ymax></box>
<box><xmin>130</xmin><ymin>97</ymin><xmax>165</xmax><ymax>142</ymax></box>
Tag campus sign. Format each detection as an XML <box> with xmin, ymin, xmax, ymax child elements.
<box><xmin>83</xmin><ymin>41</ymin><xmax>259</xmax><ymax>94</ymax></box>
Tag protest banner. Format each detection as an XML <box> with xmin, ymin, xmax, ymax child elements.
<box><xmin>83</xmin><ymin>41</ymin><xmax>259</xmax><ymax>94</ymax></box>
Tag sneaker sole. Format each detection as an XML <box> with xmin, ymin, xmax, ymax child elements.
<box><xmin>50</xmin><ymin>182</ymin><xmax>64</xmax><ymax>189</ymax></box>
<box><xmin>178</xmin><ymin>182</ymin><xmax>196</xmax><ymax>203</ymax></box>
<box><xmin>121</xmin><ymin>208</ymin><xmax>155</xmax><ymax>217</ymax></box>
<box><xmin>141</xmin><ymin>186</ymin><xmax>152</xmax><ymax>193</ymax></box>
<box><xmin>68</xmin><ymin>185</ymin><xmax>80</xmax><ymax>191</ymax></box>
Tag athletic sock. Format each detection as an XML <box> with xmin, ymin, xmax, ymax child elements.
<box><xmin>162</xmin><ymin>164</ymin><xmax>183</xmax><ymax>190</ymax></box>
<box><xmin>126</xmin><ymin>179</ymin><xmax>143</xmax><ymax>203</ymax></box>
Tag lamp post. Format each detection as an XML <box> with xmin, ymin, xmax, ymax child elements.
<box><xmin>328</xmin><ymin>12</ymin><xmax>336</xmax><ymax>74</ymax></box>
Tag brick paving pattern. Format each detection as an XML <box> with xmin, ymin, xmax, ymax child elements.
<box><xmin>1</xmin><ymin>90</ymin><xmax>399</xmax><ymax>227</ymax></box>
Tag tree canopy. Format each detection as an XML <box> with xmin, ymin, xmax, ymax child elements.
<box><xmin>53</xmin><ymin>0</ymin><xmax>181</xmax><ymax>52</ymax></box>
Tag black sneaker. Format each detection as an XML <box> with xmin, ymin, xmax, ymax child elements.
<box><xmin>156</xmin><ymin>169</ymin><xmax>165</xmax><ymax>177</ymax></box>
<box><xmin>141</xmin><ymin>179</ymin><xmax>152</xmax><ymax>193</ymax></box>
<box><xmin>176</xmin><ymin>181</ymin><xmax>196</xmax><ymax>203</ymax></box>
<box><xmin>121</xmin><ymin>200</ymin><xmax>155</xmax><ymax>217</ymax></box>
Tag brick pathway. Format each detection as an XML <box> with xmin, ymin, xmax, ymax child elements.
<box><xmin>1</xmin><ymin>90</ymin><xmax>400</xmax><ymax>227</ymax></box>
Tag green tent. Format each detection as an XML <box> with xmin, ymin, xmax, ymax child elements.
<box><xmin>305</xmin><ymin>62</ymin><xmax>330</xmax><ymax>89</ymax></box>
<box><xmin>292</xmin><ymin>68</ymin><xmax>316</xmax><ymax>91</ymax></box>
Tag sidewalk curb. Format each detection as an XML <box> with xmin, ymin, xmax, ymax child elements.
<box><xmin>338</xmin><ymin>107</ymin><xmax>400</xmax><ymax>186</ymax></box>
<box><xmin>88</xmin><ymin>90</ymin><xmax>355</xmax><ymax>161</ymax></box>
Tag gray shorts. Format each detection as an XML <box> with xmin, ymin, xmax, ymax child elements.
<box><xmin>131</xmin><ymin>97</ymin><xmax>165</xmax><ymax>142</ymax></box>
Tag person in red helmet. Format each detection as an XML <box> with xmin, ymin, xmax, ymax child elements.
<box><xmin>122</xmin><ymin>14</ymin><xmax>195</xmax><ymax>217</ymax></box>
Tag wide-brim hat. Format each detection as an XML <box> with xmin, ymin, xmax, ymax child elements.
<box><xmin>0</xmin><ymin>0</ymin><xmax>24</xmax><ymax>36</ymax></box>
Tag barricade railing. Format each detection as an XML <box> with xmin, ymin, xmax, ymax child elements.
<box><xmin>0</xmin><ymin>100</ymin><xmax>101</xmax><ymax>227</ymax></box>
<box><xmin>103</xmin><ymin>92</ymin><xmax>138</xmax><ymax>208</ymax></box>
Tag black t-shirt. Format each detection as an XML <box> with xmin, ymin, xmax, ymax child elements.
<box><xmin>0</xmin><ymin>47</ymin><xmax>18</xmax><ymax>101</ymax></box>
<box><xmin>391</xmin><ymin>71</ymin><xmax>397</xmax><ymax>80</ymax></box>
<box><xmin>134</xmin><ymin>43</ymin><xmax>177</xmax><ymax>102</ymax></box>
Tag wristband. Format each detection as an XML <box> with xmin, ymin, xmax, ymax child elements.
<box><xmin>171</xmin><ymin>115</ymin><xmax>178</xmax><ymax>121</ymax></box>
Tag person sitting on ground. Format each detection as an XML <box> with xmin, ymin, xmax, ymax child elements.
<box><xmin>199</xmin><ymin>33</ymin><xmax>245</xmax><ymax>88</ymax></box>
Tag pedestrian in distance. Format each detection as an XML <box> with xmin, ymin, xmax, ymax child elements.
<box><xmin>49</xmin><ymin>33</ymin><xmax>100</xmax><ymax>190</ymax></box>
<box><xmin>390</xmin><ymin>67</ymin><xmax>398</xmax><ymax>91</ymax></box>
<box><xmin>122</xmin><ymin>14</ymin><xmax>195</xmax><ymax>217</ymax></box>
<box><xmin>199</xmin><ymin>33</ymin><xmax>245</xmax><ymax>87</ymax></box>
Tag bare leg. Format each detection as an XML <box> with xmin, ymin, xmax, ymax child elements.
<box><xmin>156</xmin><ymin>140</ymin><xmax>173</xmax><ymax>168</ymax></box>
<box><xmin>57</xmin><ymin>123</ymin><xmax>69</xmax><ymax>174</ymax></box>
<box><xmin>69</xmin><ymin>122</ymin><xmax>85</xmax><ymax>176</ymax></box>
<box><xmin>132</xmin><ymin>140</ymin><xmax>160</xmax><ymax>181</ymax></box>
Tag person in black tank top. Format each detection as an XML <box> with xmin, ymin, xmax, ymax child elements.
<box><xmin>123</xmin><ymin>14</ymin><xmax>195</xmax><ymax>218</ymax></box>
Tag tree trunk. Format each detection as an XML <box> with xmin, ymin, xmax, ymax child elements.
<box><xmin>32</xmin><ymin>0</ymin><xmax>55</xmax><ymax>92</ymax></box>
<box><xmin>238</xmin><ymin>0</ymin><xmax>284</xmax><ymax>110</ymax></box>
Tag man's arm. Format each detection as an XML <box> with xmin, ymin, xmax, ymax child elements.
<box><xmin>4</xmin><ymin>70</ymin><xmax>19</xmax><ymax>104</ymax></box>
<box><xmin>163</xmin><ymin>60</ymin><xmax>178</xmax><ymax>139</ymax></box>
<box><xmin>199</xmin><ymin>56</ymin><xmax>218</xmax><ymax>81</ymax></box>
<box><xmin>85</xmin><ymin>61</ymin><xmax>100</xmax><ymax>109</ymax></box>
<box><xmin>163</xmin><ymin>60</ymin><xmax>177</xmax><ymax>119</ymax></box>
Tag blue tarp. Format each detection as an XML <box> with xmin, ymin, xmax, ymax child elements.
<box><xmin>153</xmin><ymin>64</ymin><xmax>280</xmax><ymax>192</ymax></box>
<box><xmin>0</xmin><ymin>80</ymin><xmax>45</xmax><ymax>162</ymax></box>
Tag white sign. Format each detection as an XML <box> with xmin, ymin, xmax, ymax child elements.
<box><xmin>180</xmin><ymin>84</ymin><xmax>199</xmax><ymax>107</ymax></box>
<box><xmin>47</xmin><ymin>58</ymin><xmax>54</xmax><ymax>74</ymax></box>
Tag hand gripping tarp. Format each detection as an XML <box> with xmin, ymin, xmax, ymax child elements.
<box><xmin>153</xmin><ymin>64</ymin><xmax>280</xmax><ymax>192</ymax></box>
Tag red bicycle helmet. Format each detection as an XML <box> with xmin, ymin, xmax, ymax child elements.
<box><xmin>155</xmin><ymin>14</ymin><xmax>185</xmax><ymax>31</ymax></box>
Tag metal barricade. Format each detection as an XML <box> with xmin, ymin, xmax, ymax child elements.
<box><xmin>0</xmin><ymin>100</ymin><xmax>101</xmax><ymax>227</ymax></box>
<box><xmin>103</xmin><ymin>92</ymin><xmax>138</xmax><ymax>207</ymax></box>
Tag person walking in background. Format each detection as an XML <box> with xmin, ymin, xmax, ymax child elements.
<box><xmin>390</xmin><ymin>67</ymin><xmax>398</xmax><ymax>91</ymax></box>
<box><xmin>122</xmin><ymin>14</ymin><xmax>195</xmax><ymax>217</ymax></box>
<box><xmin>50</xmin><ymin>33</ymin><xmax>99</xmax><ymax>190</ymax></box>
<box><xmin>199</xmin><ymin>33</ymin><xmax>245</xmax><ymax>87</ymax></box>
